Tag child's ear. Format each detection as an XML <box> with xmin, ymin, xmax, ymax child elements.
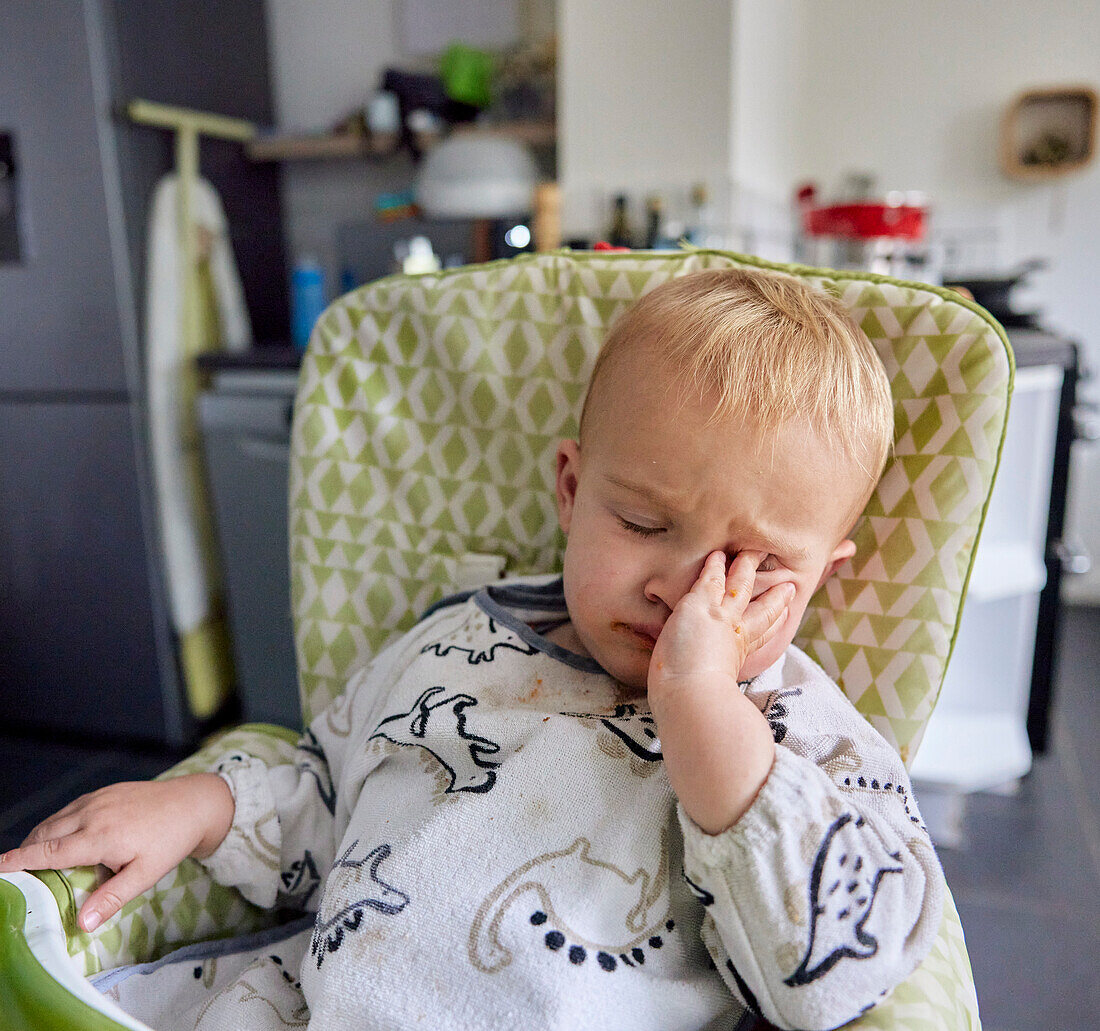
<box><xmin>555</xmin><ymin>440</ymin><xmax>581</xmax><ymax>533</ymax></box>
<box><xmin>815</xmin><ymin>538</ymin><xmax>857</xmax><ymax>589</ymax></box>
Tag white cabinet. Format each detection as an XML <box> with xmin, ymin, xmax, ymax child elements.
<box><xmin>912</xmin><ymin>364</ymin><xmax>1064</xmax><ymax>793</ymax></box>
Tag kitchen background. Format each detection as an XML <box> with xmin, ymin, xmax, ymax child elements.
<box><xmin>1</xmin><ymin>0</ymin><xmax>1098</xmax><ymax>1028</ymax></box>
<box><xmin>273</xmin><ymin>0</ymin><xmax>1100</xmax><ymax>601</ymax></box>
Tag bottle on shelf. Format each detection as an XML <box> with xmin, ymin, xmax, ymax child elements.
<box><xmin>643</xmin><ymin>194</ymin><xmax>662</xmax><ymax>249</ymax></box>
<box><xmin>643</xmin><ymin>193</ymin><xmax>678</xmax><ymax>250</ymax></box>
<box><xmin>533</xmin><ymin>182</ymin><xmax>562</xmax><ymax>253</ymax></box>
<box><xmin>686</xmin><ymin>182</ymin><xmax>713</xmax><ymax>247</ymax></box>
<box><xmin>607</xmin><ymin>194</ymin><xmax>634</xmax><ymax>248</ymax></box>
<box><xmin>290</xmin><ymin>256</ymin><xmax>327</xmax><ymax>351</ymax></box>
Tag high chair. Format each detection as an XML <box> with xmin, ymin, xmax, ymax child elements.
<box><xmin>1</xmin><ymin>249</ymin><xmax>1006</xmax><ymax>1030</ymax></box>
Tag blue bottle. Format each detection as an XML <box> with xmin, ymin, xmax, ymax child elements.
<box><xmin>290</xmin><ymin>257</ymin><xmax>326</xmax><ymax>351</ymax></box>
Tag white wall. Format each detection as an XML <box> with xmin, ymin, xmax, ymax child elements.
<box><xmin>557</xmin><ymin>0</ymin><xmax>735</xmax><ymax>237</ymax></box>
<box><xmin>729</xmin><ymin>0</ymin><xmax>808</xmax><ymax>202</ymax></box>
<box><xmin>264</xmin><ymin>0</ymin><xmax>419</xmax><ymax>279</ymax></box>
<box><xmin>266</xmin><ymin>0</ymin><xmax>402</xmax><ymax>130</ymax></box>
<box><xmin>791</xmin><ymin>1</ymin><xmax>1099</xmax><ymax>201</ymax></box>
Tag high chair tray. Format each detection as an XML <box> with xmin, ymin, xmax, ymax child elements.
<box><xmin>0</xmin><ymin>872</ymin><xmax>150</xmax><ymax>1030</ymax></box>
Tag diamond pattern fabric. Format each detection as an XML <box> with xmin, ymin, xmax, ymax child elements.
<box><xmin>49</xmin><ymin>250</ymin><xmax>1003</xmax><ymax>1030</ymax></box>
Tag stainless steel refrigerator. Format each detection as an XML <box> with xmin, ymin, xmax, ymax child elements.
<box><xmin>0</xmin><ymin>1</ymin><xmax>286</xmax><ymax>745</ymax></box>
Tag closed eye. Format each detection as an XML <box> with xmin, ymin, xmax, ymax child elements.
<box><xmin>617</xmin><ymin>516</ymin><xmax>664</xmax><ymax>538</ymax></box>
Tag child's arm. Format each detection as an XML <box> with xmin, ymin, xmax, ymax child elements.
<box><xmin>647</xmin><ymin>550</ymin><xmax>790</xmax><ymax>833</ymax></box>
<box><xmin>0</xmin><ymin>773</ymin><xmax>234</xmax><ymax>933</ymax></box>
<box><xmin>194</xmin><ymin>631</ymin><xmax>417</xmax><ymax>913</ymax></box>
<box><xmin>0</xmin><ymin>632</ymin><xmax>412</xmax><ymax>933</ymax></box>
<box><xmin>649</xmin><ymin>551</ymin><xmax>944</xmax><ymax>1030</ymax></box>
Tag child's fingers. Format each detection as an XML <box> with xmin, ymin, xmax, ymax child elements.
<box><xmin>723</xmin><ymin>551</ymin><xmax>766</xmax><ymax>606</ymax></box>
<box><xmin>7</xmin><ymin>795</ymin><xmax>93</xmax><ymax>853</ymax></box>
<box><xmin>742</xmin><ymin>581</ymin><xmax>795</xmax><ymax>646</ymax></box>
<box><xmin>694</xmin><ymin>551</ymin><xmax>730</xmax><ymax>598</ymax></box>
<box><xmin>19</xmin><ymin>813</ymin><xmax>85</xmax><ymax>850</ymax></box>
<box><xmin>0</xmin><ymin>830</ymin><xmax>109</xmax><ymax>875</ymax></box>
<box><xmin>79</xmin><ymin>861</ymin><xmax>157</xmax><ymax>932</ymax></box>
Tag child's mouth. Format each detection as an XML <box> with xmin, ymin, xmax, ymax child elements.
<box><xmin>610</xmin><ymin>621</ymin><xmax>658</xmax><ymax>651</ymax></box>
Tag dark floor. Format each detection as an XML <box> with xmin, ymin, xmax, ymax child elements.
<box><xmin>2</xmin><ymin>611</ymin><xmax>1099</xmax><ymax>1029</ymax></box>
<box><xmin>931</xmin><ymin>605</ymin><xmax>1100</xmax><ymax>1031</ymax></box>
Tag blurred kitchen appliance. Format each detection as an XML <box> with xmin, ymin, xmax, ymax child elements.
<box><xmin>416</xmin><ymin>134</ymin><xmax>536</xmax><ymax>262</ymax></box>
<box><xmin>944</xmin><ymin>259</ymin><xmax>1046</xmax><ymax>328</ymax></box>
<box><xmin>796</xmin><ymin>182</ymin><xmax>937</xmax><ymax>282</ymax></box>
<box><xmin>198</xmin><ymin>353</ymin><xmax>302</xmax><ymax>728</ymax></box>
<box><xmin>911</xmin><ymin>330</ymin><xmax>1091</xmax><ymax>842</ymax></box>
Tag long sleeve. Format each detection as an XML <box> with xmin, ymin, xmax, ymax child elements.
<box><xmin>197</xmin><ymin>633</ymin><xmax>414</xmax><ymax>911</ymax></box>
<box><xmin>678</xmin><ymin>646</ymin><xmax>944</xmax><ymax>1030</ymax></box>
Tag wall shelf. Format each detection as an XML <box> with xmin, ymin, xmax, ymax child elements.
<box><xmin>1000</xmin><ymin>85</ymin><xmax>1097</xmax><ymax>181</ymax></box>
<box><xmin>246</xmin><ymin>131</ymin><xmax>399</xmax><ymax>162</ymax></box>
<box><xmin>451</xmin><ymin>120</ymin><xmax>555</xmax><ymax>147</ymax></box>
<box><xmin>245</xmin><ymin>121</ymin><xmax>554</xmax><ymax>163</ymax></box>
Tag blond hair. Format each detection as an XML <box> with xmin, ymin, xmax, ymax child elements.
<box><xmin>580</xmin><ymin>267</ymin><xmax>894</xmax><ymax>485</ymax></box>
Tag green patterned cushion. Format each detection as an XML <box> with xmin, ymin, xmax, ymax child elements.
<box><xmin>289</xmin><ymin>250</ymin><xmax>1012</xmax><ymax>770</ymax></box>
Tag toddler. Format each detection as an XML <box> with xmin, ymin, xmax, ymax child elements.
<box><xmin>0</xmin><ymin>267</ymin><xmax>944</xmax><ymax>1031</ymax></box>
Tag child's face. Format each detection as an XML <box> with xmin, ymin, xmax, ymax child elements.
<box><xmin>554</xmin><ymin>360</ymin><xmax>868</xmax><ymax>693</ymax></box>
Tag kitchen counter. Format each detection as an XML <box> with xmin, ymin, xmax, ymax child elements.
<box><xmin>1006</xmin><ymin>327</ymin><xmax>1077</xmax><ymax>370</ymax></box>
<box><xmin>197</xmin><ymin>345</ymin><xmax>301</xmax><ymax>372</ymax></box>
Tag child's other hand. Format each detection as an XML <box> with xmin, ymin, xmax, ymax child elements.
<box><xmin>0</xmin><ymin>773</ymin><xmax>234</xmax><ymax>932</ymax></box>
<box><xmin>649</xmin><ymin>550</ymin><xmax>794</xmax><ymax>695</ymax></box>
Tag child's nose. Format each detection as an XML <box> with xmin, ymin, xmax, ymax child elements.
<box><xmin>643</xmin><ymin>554</ymin><xmax>711</xmax><ymax>611</ymax></box>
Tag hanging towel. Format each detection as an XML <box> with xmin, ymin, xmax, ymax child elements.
<box><xmin>145</xmin><ymin>173</ymin><xmax>251</xmax><ymax>718</ymax></box>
